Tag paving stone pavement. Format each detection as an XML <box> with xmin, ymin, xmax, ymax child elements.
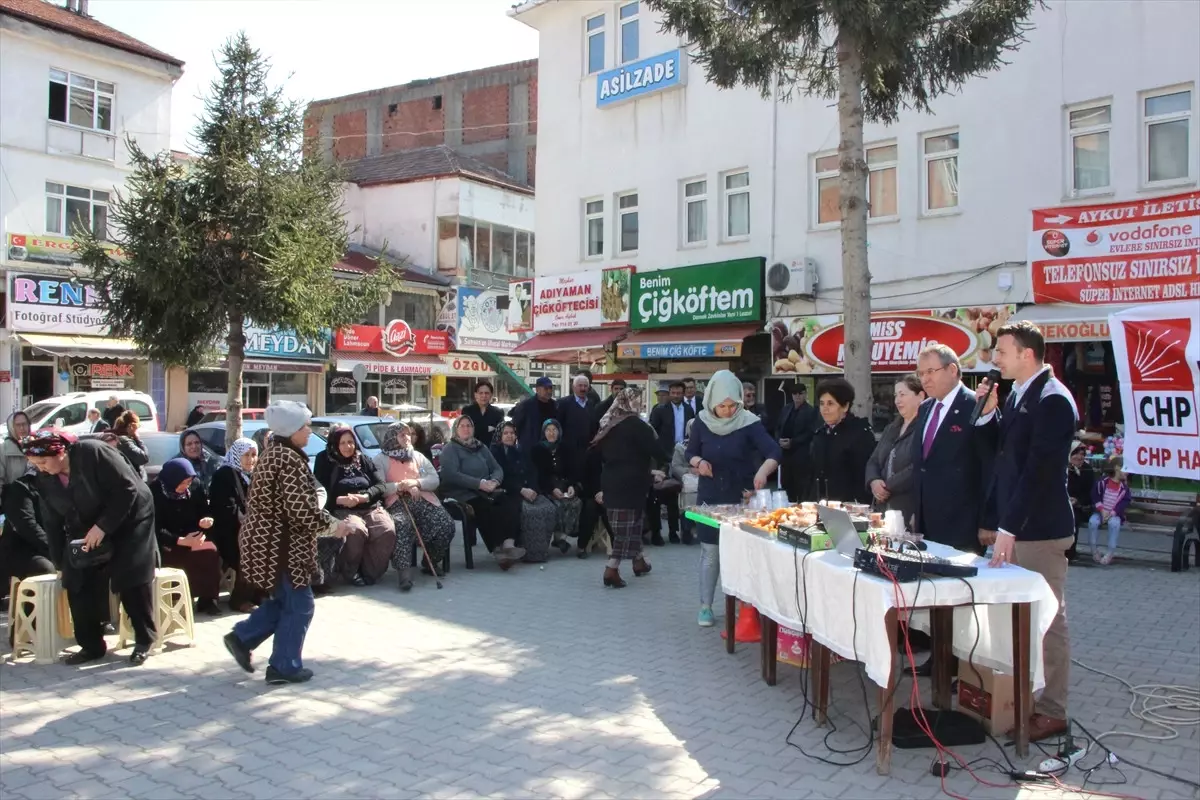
<box><xmin>2</xmin><ymin>541</ymin><xmax>1198</xmax><ymax>800</ymax></box>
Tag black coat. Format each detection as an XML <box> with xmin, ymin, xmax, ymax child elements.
<box><xmin>36</xmin><ymin>439</ymin><xmax>157</xmax><ymax>593</ymax></box>
<box><xmin>511</xmin><ymin>395</ymin><xmax>558</xmax><ymax>455</ymax></box>
<box><xmin>313</xmin><ymin>451</ymin><xmax>387</xmax><ymax>512</ymax></box>
<box><xmin>555</xmin><ymin>395</ymin><xmax>598</xmax><ymax>454</ymax></box>
<box><xmin>1</xmin><ymin>475</ymin><xmax>51</xmax><ymax>565</ymax></box>
<box><xmin>776</xmin><ymin>401</ymin><xmax>819</xmax><ymax>463</ymax></box>
<box><xmin>912</xmin><ymin>385</ymin><xmax>996</xmax><ymax>551</ymax></box>
<box><xmin>490</xmin><ymin>443</ymin><xmax>538</xmax><ymax>494</ymax></box>
<box><xmin>151</xmin><ymin>480</ymin><xmax>211</xmax><ymax>552</ymax></box>
<box><xmin>208</xmin><ymin>465</ymin><xmax>249</xmax><ymax>568</ymax></box>
<box><xmin>648</xmin><ymin>402</ymin><xmax>695</xmax><ymax>462</ymax></box>
<box><xmin>532</xmin><ymin>444</ymin><xmax>577</xmax><ymax>494</ymax></box>
<box><xmin>102</xmin><ymin>403</ymin><xmax>125</xmax><ymax>426</ymax></box>
<box><xmin>865</xmin><ymin>416</ymin><xmax>920</xmax><ymax>528</ymax></box>
<box><xmin>462</xmin><ymin>403</ymin><xmax>506</xmax><ymax>443</ymax></box>
<box><xmin>1067</xmin><ymin>464</ymin><xmax>1095</xmax><ymax>521</ymax></box>
<box><xmin>810</xmin><ymin>413</ymin><xmax>876</xmax><ymax>504</ymax></box>
<box><xmin>597</xmin><ymin>416</ymin><xmax>659</xmax><ymax>510</ymax></box>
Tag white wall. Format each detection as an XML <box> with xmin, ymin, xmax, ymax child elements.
<box><xmin>519</xmin><ymin>0</ymin><xmax>1200</xmax><ymax>311</ymax></box>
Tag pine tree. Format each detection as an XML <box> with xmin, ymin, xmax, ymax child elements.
<box><xmin>647</xmin><ymin>0</ymin><xmax>1039</xmax><ymax>414</ymax></box>
<box><xmin>76</xmin><ymin>34</ymin><xmax>396</xmax><ymax>443</ymax></box>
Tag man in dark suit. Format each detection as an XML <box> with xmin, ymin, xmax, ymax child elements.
<box><xmin>460</xmin><ymin>380</ymin><xmax>505</xmax><ymax>443</ymax></box>
<box><xmin>912</xmin><ymin>344</ymin><xmax>994</xmax><ymax>553</ymax></box>
<box><xmin>775</xmin><ymin>383</ymin><xmax>818</xmax><ymax>502</ymax></box>
<box><xmin>976</xmin><ymin>321</ymin><xmax>1077</xmax><ymax>743</ymax></box>
<box><xmin>85</xmin><ymin>408</ymin><xmax>110</xmax><ymax>433</ymax></box>
<box><xmin>555</xmin><ymin>373</ymin><xmax>597</xmax><ymax>454</ymax></box>
<box><xmin>511</xmin><ymin>377</ymin><xmax>557</xmax><ymax>455</ymax></box>
<box><xmin>683</xmin><ymin>377</ymin><xmax>703</xmax><ymax>415</ymax></box>
<box><xmin>646</xmin><ymin>381</ymin><xmax>693</xmax><ymax>545</ymax></box>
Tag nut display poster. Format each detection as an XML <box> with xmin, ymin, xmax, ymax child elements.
<box><xmin>770</xmin><ymin>305</ymin><xmax>1016</xmax><ymax>375</ymax></box>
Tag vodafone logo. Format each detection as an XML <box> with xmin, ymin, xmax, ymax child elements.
<box><xmin>1041</xmin><ymin>230</ymin><xmax>1070</xmax><ymax>257</ymax></box>
<box><xmin>383</xmin><ymin>319</ymin><xmax>417</xmax><ymax>358</ymax></box>
<box><xmin>1123</xmin><ymin>317</ymin><xmax>1195</xmax><ymax>436</ymax></box>
<box><xmin>1109</xmin><ymin>222</ymin><xmax>1194</xmax><ymax>242</ymax></box>
<box><xmin>1085</xmin><ymin>230</ymin><xmax>1100</xmax><ymax>245</ymax></box>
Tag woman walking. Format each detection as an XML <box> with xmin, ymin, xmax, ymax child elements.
<box><xmin>685</xmin><ymin>371</ymin><xmax>781</xmax><ymax>628</ymax></box>
<box><xmin>532</xmin><ymin>419</ymin><xmax>581</xmax><ymax>555</ymax></box>
<box><xmin>314</xmin><ymin>426</ymin><xmax>397</xmax><ymax>586</ymax></box>
<box><xmin>811</xmin><ymin>378</ymin><xmax>876</xmax><ymax>504</ymax></box>
<box><xmin>224</xmin><ymin>401</ymin><xmax>354</xmax><ymax>684</ymax></box>
<box><xmin>439</xmin><ymin>416</ymin><xmax>524</xmax><ymax>569</ymax></box>
<box><xmin>372</xmin><ymin>422</ymin><xmax>455</xmax><ymax>591</ymax></box>
<box><xmin>592</xmin><ymin>387</ymin><xmax>660</xmax><ymax>588</ymax></box>
<box><xmin>209</xmin><ymin>438</ymin><xmax>259</xmax><ymax>611</ymax></box>
<box><xmin>23</xmin><ymin>430</ymin><xmax>158</xmax><ymax>665</ymax></box>
<box><xmin>865</xmin><ymin>374</ymin><xmax>926</xmax><ymax>529</ymax></box>
<box><xmin>151</xmin><ymin>458</ymin><xmax>223</xmax><ymax>615</ymax></box>
<box><xmin>491</xmin><ymin>421</ymin><xmax>557</xmax><ymax>562</ymax></box>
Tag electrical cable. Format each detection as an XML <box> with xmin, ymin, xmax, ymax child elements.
<box><xmin>1070</xmin><ymin>658</ymin><xmax>1200</xmax><ymax>744</ymax></box>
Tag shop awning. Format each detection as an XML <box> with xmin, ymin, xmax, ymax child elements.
<box><xmin>1011</xmin><ymin>304</ymin><xmax>1134</xmax><ymax>342</ymax></box>
<box><xmin>16</xmin><ymin>333</ymin><xmax>148</xmax><ymax>359</ymax></box>
<box><xmin>615</xmin><ymin>323</ymin><xmax>762</xmax><ymax>359</ymax></box>
<box><xmin>334</xmin><ymin>354</ymin><xmax>448</xmax><ymax>376</ymax></box>
<box><xmin>508</xmin><ymin>328</ymin><xmax>628</xmax><ymax>360</ymax></box>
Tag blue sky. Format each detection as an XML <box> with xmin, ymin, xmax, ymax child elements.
<box><xmin>88</xmin><ymin>0</ymin><xmax>539</xmax><ymax>152</ymax></box>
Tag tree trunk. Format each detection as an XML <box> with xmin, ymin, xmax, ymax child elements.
<box><xmin>226</xmin><ymin>313</ymin><xmax>245</xmax><ymax>447</ymax></box>
<box><xmin>836</xmin><ymin>29</ymin><xmax>872</xmax><ymax>420</ymax></box>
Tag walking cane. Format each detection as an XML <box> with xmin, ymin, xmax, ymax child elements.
<box><xmin>401</xmin><ymin>497</ymin><xmax>443</xmax><ymax>590</ymax></box>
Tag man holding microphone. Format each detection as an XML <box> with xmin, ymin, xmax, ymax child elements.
<box><xmin>975</xmin><ymin>320</ymin><xmax>1078</xmax><ymax>743</ymax></box>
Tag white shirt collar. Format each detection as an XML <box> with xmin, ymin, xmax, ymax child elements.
<box><xmin>1011</xmin><ymin>365</ymin><xmax>1051</xmax><ymax>401</ymax></box>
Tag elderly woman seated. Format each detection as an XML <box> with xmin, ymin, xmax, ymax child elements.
<box><xmin>531</xmin><ymin>419</ymin><xmax>581</xmax><ymax>555</ymax></box>
<box><xmin>490</xmin><ymin>421</ymin><xmax>559</xmax><ymax>562</ymax></box>
<box><xmin>151</xmin><ymin>458</ymin><xmax>223</xmax><ymax>615</ymax></box>
<box><xmin>438</xmin><ymin>416</ymin><xmax>524</xmax><ymax>569</ymax></box>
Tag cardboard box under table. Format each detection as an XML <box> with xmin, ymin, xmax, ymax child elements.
<box><xmin>716</xmin><ymin>521</ymin><xmax>1057</xmax><ymax>774</ymax></box>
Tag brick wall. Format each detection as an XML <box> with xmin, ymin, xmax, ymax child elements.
<box><xmin>303</xmin><ymin>112</ymin><xmax>320</xmax><ymax>156</ymax></box>
<box><xmin>333</xmin><ymin>109</ymin><xmax>367</xmax><ymax>161</ymax></box>
<box><xmin>527</xmin><ymin>77</ymin><xmax>537</xmax><ymax>136</ymax></box>
<box><xmin>527</xmin><ymin>146</ymin><xmax>536</xmax><ymax>187</ymax></box>
<box><xmin>382</xmin><ymin>97</ymin><xmax>445</xmax><ymax>152</ymax></box>
<box><xmin>462</xmin><ymin>84</ymin><xmax>510</xmax><ymax>145</ymax></box>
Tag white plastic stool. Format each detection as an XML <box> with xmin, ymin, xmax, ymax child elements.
<box><xmin>118</xmin><ymin>567</ymin><xmax>194</xmax><ymax>653</ymax></box>
<box><xmin>10</xmin><ymin>574</ymin><xmax>75</xmax><ymax>664</ymax></box>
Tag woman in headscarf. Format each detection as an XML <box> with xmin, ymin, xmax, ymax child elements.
<box><xmin>314</xmin><ymin>426</ymin><xmax>396</xmax><ymax>587</ymax></box>
<box><xmin>1</xmin><ymin>411</ymin><xmax>32</xmax><ymax>486</ymax></box>
<box><xmin>491</xmin><ymin>421</ymin><xmax>557</xmax><ymax>562</ymax></box>
<box><xmin>151</xmin><ymin>458</ymin><xmax>222</xmax><ymax>615</ymax></box>
<box><xmin>591</xmin><ymin>387</ymin><xmax>660</xmax><ymax>588</ymax></box>
<box><xmin>531</xmin><ymin>419</ymin><xmax>581</xmax><ymax>555</ymax></box>
<box><xmin>209</xmin><ymin>438</ymin><xmax>259</xmax><ymax>612</ymax></box>
<box><xmin>176</xmin><ymin>428</ymin><xmax>217</xmax><ymax>490</ymax></box>
<box><xmin>438</xmin><ymin>416</ymin><xmax>524</xmax><ymax>569</ymax></box>
<box><xmin>0</xmin><ymin>467</ymin><xmax>54</xmax><ymax>591</ymax></box>
<box><xmin>109</xmin><ymin>411</ymin><xmax>150</xmax><ymax>480</ymax></box>
<box><xmin>23</xmin><ymin>430</ymin><xmax>158</xmax><ymax>665</ymax></box>
<box><xmin>685</xmin><ymin>371</ymin><xmax>782</xmax><ymax>628</ymax></box>
<box><xmin>372</xmin><ymin>422</ymin><xmax>455</xmax><ymax>591</ymax></box>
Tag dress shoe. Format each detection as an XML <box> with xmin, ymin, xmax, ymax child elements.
<box><xmin>265</xmin><ymin>666</ymin><xmax>313</xmax><ymax>685</ymax></box>
<box><xmin>668</xmin><ymin>532</ymin><xmax>681</xmax><ymax>544</ymax></box>
<box><xmin>1007</xmin><ymin>714</ymin><xmax>1068</xmax><ymax>743</ymax></box>
<box><xmin>224</xmin><ymin>632</ymin><xmax>254</xmax><ymax>673</ymax></box>
<box><xmin>64</xmin><ymin>648</ymin><xmax>106</xmax><ymax>665</ymax></box>
<box><xmin>650</xmin><ymin>532</ymin><xmax>665</xmax><ymax>547</ymax></box>
<box><xmin>129</xmin><ymin>649</ymin><xmax>149</xmax><ymax>666</ymax></box>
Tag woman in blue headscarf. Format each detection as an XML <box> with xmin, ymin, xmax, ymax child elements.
<box><xmin>151</xmin><ymin>458</ymin><xmax>223</xmax><ymax>615</ymax></box>
<box><xmin>208</xmin><ymin>438</ymin><xmax>259</xmax><ymax>611</ymax></box>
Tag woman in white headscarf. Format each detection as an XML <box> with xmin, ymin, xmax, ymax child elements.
<box><xmin>208</xmin><ymin>437</ymin><xmax>259</xmax><ymax>612</ymax></box>
<box><xmin>684</xmin><ymin>371</ymin><xmax>781</xmax><ymax>629</ymax></box>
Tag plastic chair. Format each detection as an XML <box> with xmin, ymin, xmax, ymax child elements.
<box><xmin>117</xmin><ymin>567</ymin><xmax>194</xmax><ymax>653</ymax></box>
<box><xmin>441</xmin><ymin>497</ymin><xmax>477</xmax><ymax>569</ymax></box>
<box><xmin>9</xmin><ymin>574</ymin><xmax>75</xmax><ymax>664</ymax></box>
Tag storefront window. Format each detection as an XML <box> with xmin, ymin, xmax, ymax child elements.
<box><xmin>442</xmin><ymin>377</ymin><xmax>473</xmax><ymax>414</ymax></box>
<box><xmin>270</xmin><ymin>372</ymin><xmax>307</xmax><ymax>401</ymax></box>
<box><xmin>437</xmin><ymin>217</ymin><xmax>459</xmax><ymax>273</ymax></box>
<box><xmin>492</xmin><ymin>226</ymin><xmax>515</xmax><ymax>275</ymax></box>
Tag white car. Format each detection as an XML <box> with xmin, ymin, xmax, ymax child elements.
<box><xmin>23</xmin><ymin>391</ymin><xmax>160</xmax><ymax>434</ymax></box>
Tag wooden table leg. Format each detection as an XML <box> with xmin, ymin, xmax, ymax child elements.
<box><xmin>930</xmin><ymin>607</ymin><xmax>955</xmax><ymax>709</ymax></box>
<box><xmin>1012</xmin><ymin>602</ymin><xmax>1032</xmax><ymax>758</ymax></box>
<box><xmin>877</xmin><ymin>608</ymin><xmax>899</xmax><ymax>775</ymax></box>
<box><xmin>812</xmin><ymin>640</ymin><xmax>831</xmax><ymax>727</ymax></box>
<box><xmin>760</xmin><ymin>616</ymin><xmax>778</xmax><ymax>686</ymax></box>
<box><xmin>724</xmin><ymin>594</ymin><xmax>736</xmax><ymax>654</ymax></box>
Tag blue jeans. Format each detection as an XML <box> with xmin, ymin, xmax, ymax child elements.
<box><xmin>232</xmin><ymin>573</ymin><xmax>315</xmax><ymax>675</ymax></box>
<box><xmin>699</xmin><ymin>542</ymin><xmax>720</xmax><ymax>606</ymax></box>
<box><xmin>1087</xmin><ymin>512</ymin><xmax>1122</xmax><ymax>552</ymax></box>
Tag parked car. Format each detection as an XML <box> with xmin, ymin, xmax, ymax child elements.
<box><xmin>23</xmin><ymin>391</ymin><xmax>160</xmax><ymax>434</ymax></box>
<box><xmin>310</xmin><ymin>413</ymin><xmax>451</xmax><ymax>459</ymax></box>
<box><xmin>189</xmin><ymin>420</ymin><xmax>324</xmax><ymax>470</ymax></box>
<box><xmin>196</xmin><ymin>408</ymin><xmax>267</xmax><ymax>423</ymax></box>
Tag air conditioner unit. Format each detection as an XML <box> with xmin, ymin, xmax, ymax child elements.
<box><xmin>764</xmin><ymin>258</ymin><xmax>818</xmax><ymax>298</ymax></box>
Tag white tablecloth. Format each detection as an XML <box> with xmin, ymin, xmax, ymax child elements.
<box><xmin>718</xmin><ymin>523</ymin><xmax>1058</xmax><ymax>690</ymax></box>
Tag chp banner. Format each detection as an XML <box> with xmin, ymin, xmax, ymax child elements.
<box><xmin>1029</xmin><ymin>190</ymin><xmax>1200</xmax><ymax>305</ymax></box>
<box><xmin>1108</xmin><ymin>300</ymin><xmax>1200</xmax><ymax>478</ymax></box>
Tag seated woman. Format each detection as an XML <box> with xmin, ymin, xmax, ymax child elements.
<box><xmin>372</xmin><ymin>422</ymin><xmax>456</xmax><ymax>591</ymax></box>
<box><xmin>208</xmin><ymin>438</ymin><xmax>259</xmax><ymax>612</ymax></box>
<box><xmin>151</xmin><ymin>458</ymin><xmax>223</xmax><ymax>615</ymax></box>
<box><xmin>176</xmin><ymin>428</ymin><xmax>218</xmax><ymax>490</ymax></box>
<box><xmin>438</xmin><ymin>416</ymin><xmax>524</xmax><ymax>569</ymax></box>
<box><xmin>531</xmin><ymin>420</ymin><xmax>581</xmax><ymax>555</ymax></box>
<box><xmin>314</xmin><ymin>426</ymin><xmax>397</xmax><ymax>587</ymax></box>
<box><xmin>0</xmin><ymin>471</ymin><xmax>55</xmax><ymax>591</ymax></box>
<box><xmin>491</xmin><ymin>421</ymin><xmax>558</xmax><ymax>563</ymax></box>
<box><xmin>109</xmin><ymin>411</ymin><xmax>150</xmax><ymax>481</ymax></box>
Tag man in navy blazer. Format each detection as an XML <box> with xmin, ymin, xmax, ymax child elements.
<box><xmin>977</xmin><ymin>321</ymin><xmax>1078</xmax><ymax>743</ymax></box>
<box><xmin>911</xmin><ymin>344</ymin><xmax>994</xmax><ymax>553</ymax></box>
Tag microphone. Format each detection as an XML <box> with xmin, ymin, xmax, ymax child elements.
<box><xmin>968</xmin><ymin>369</ymin><xmax>1002</xmax><ymax>425</ymax></box>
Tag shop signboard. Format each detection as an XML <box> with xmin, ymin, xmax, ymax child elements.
<box><xmin>457</xmin><ymin>287</ymin><xmax>523</xmax><ymax>352</ymax></box>
<box><xmin>334</xmin><ymin>322</ymin><xmax>450</xmax><ymax>355</ymax></box>
<box><xmin>1029</xmin><ymin>190</ymin><xmax>1200</xmax><ymax>305</ymax></box>
<box><xmin>240</xmin><ymin>325</ymin><xmax>330</xmax><ymax>360</ymax></box>
<box><xmin>617</xmin><ymin>341</ymin><xmax>744</xmax><ymax>359</ymax></box>
<box><xmin>442</xmin><ymin>355</ymin><xmax>495</xmax><ymax>376</ymax></box>
<box><xmin>1108</xmin><ymin>300</ymin><xmax>1200</xmax><ymax>478</ymax></box>
<box><xmin>6</xmin><ymin>272</ymin><xmax>107</xmax><ymax>335</ymax></box>
<box><xmin>529</xmin><ymin>267</ymin><xmax>632</xmax><ymax>333</ymax></box>
<box><xmin>769</xmin><ymin>305</ymin><xmax>1015</xmax><ymax>374</ymax></box>
<box><xmin>596</xmin><ymin>48</ymin><xmax>687</xmax><ymax>108</ymax></box>
<box><xmin>334</xmin><ymin>357</ymin><xmax>448</xmax><ymax>376</ymax></box>
<box><xmin>5</xmin><ymin>232</ymin><xmax>125</xmax><ymax>268</ymax></box>
<box><xmin>631</xmin><ymin>258</ymin><xmax>763</xmax><ymax>330</ymax></box>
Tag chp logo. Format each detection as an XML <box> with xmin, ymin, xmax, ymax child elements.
<box><xmin>1123</xmin><ymin>317</ymin><xmax>1195</xmax><ymax>436</ymax></box>
<box><xmin>383</xmin><ymin>319</ymin><xmax>418</xmax><ymax>358</ymax></box>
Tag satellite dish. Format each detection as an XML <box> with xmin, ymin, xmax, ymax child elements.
<box><xmin>351</xmin><ymin>364</ymin><xmax>368</xmax><ymax>382</ymax></box>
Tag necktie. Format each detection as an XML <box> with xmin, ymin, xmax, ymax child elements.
<box><xmin>922</xmin><ymin>402</ymin><xmax>942</xmax><ymax>458</ymax></box>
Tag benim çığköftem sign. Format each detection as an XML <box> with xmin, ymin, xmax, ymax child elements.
<box><xmin>631</xmin><ymin>258</ymin><xmax>764</xmax><ymax>330</ymax></box>
<box><xmin>596</xmin><ymin>49</ymin><xmax>687</xmax><ymax>108</ymax></box>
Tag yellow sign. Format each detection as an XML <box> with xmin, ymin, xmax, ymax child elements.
<box><xmin>431</xmin><ymin>374</ymin><xmax>446</xmax><ymax>395</ymax></box>
<box><xmin>6</xmin><ymin>232</ymin><xmax>125</xmax><ymax>266</ymax></box>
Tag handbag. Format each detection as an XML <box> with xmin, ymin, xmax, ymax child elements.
<box><xmin>67</xmin><ymin>538</ymin><xmax>113</xmax><ymax>570</ymax></box>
